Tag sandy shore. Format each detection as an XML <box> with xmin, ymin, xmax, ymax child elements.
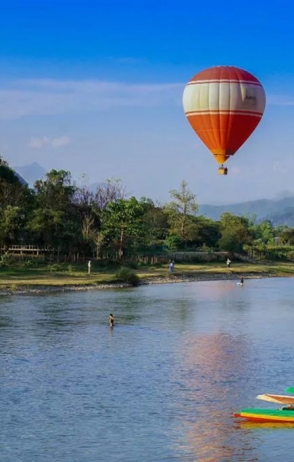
<box><xmin>0</xmin><ymin>272</ymin><xmax>280</xmax><ymax>296</ymax></box>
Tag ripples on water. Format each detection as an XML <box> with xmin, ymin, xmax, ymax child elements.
<box><xmin>0</xmin><ymin>278</ymin><xmax>294</xmax><ymax>461</ymax></box>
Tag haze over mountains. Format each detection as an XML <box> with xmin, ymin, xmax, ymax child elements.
<box><xmin>14</xmin><ymin>162</ymin><xmax>294</xmax><ymax>227</ymax></box>
<box><xmin>199</xmin><ymin>197</ymin><xmax>294</xmax><ymax>226</ymax></box>
<box><xmin>14</xmin><ymin>162</ymin><xmax>46</xmax><ymax>185</ymax></box>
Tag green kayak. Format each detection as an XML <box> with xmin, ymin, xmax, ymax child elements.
<box><xmin>235</xmin><ymin>407</ymin><xmax>294</xmax><ymax>423</ymax></box>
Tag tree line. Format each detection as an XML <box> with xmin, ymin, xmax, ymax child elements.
<box><xmin>1</xmin><ymin>156</ymin><xmax>294</xmax><ymax>262</ymax></box>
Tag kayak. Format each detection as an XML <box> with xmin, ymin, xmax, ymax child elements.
<box><xmin>256</xmin><ymin>393</ymin><xmax>294</xmax><ymax>405</ymax></box>
<box><xmin>234</xmin><ymin>408</ymin><xmax>294</xmax><ymax>423</ymax></box>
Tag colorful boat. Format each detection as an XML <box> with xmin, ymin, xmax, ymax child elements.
<box><xmin>235</xmin><ymin>389</ymin><xmax>294</xmax><ymax>423</ymax></box>
<box><xmin>256</xmin><ymin>393</ymin><xmax>294</xmax><ymax>405</ymax></box>
<box><xmin>234</xmin><ymin>408</ymin><xmax>294</xmax><ymax>423</ymax></box>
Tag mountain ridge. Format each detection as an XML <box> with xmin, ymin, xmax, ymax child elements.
<box><xmin>199</xmin><ymin>196</ymin><xmax>294</xmax><ymax>226</ymax></box>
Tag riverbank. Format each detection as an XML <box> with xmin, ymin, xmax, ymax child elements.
<box><xmin>0</xmin><ymin>262</ymin><xmax>293</xmax><ymax>295</ymax></box>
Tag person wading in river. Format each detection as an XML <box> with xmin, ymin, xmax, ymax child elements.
<box><xmin>109</xmin><ymin>314</ymin><xmax>114</xmax><ymax>327</ymax></box>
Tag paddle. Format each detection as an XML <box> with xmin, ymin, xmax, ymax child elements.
<box><xmin>285</xmin><ymin>387</ymin><xmax>294</xmax><ymax>394</ymax></box>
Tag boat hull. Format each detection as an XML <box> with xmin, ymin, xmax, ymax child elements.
<box><xmin>256</xmin><ymin>393</ymin><xmax>294</xmax><ymax>405</ymax></box>
<box><xmin>235</xmin><ymin>408</ymin><xmax>294</xmax><ymax>423</ymax></box>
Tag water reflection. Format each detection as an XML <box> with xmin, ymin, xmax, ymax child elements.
<box><xmin>239</xmin><ymin>421</ymin><xmax>294</xmax><ymax>430</ymax></box>
<box><xmin>187</xmin><ymin>280</ymin><xmax>239</xmax><ymax>301</ymax></box>
<box><xmin>176</xmin><ymin>333</ymin><xmax>261</xmax><ymax>460</ymax></box>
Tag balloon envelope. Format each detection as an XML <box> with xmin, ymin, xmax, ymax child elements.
<box><xmin>182</xmin><ymin>66</ymin><xmax>266</xmax><ymax>165</ymax></box>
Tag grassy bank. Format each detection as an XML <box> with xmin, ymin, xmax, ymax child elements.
<box><xmin>0</xmin><ymin>261</ymin><xmax>294</xmax><ymax>291</ymax></box>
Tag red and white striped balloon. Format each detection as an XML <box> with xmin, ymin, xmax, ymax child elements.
<box><xmin>183</xmin><ymin>66</ymin><xmax>266</xmax><ymax>167</ymax></box>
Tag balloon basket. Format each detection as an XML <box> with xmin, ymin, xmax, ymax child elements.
<box><xmin>218</xmin><ymin>166</ymin><xmax>228</xmax><ymax>175</ymax></box>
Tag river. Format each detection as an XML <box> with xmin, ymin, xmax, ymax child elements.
<box><xmin>0</xmin><ymin>277</ymin><xmax>294</xmax><ymax>461</ymax></box>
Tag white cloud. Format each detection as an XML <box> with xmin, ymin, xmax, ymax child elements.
<box><xmin>28</xmin><ymin>136</ymin><xmax>49</xmax><ymax>149</ymax></box>
<box><xmin>28</xmin><ymin>135</ymin><xmax>71</xmax><ymax>149</ymax></box>
<box><xmin>51</xmin><ymin>136</ymin><xmax>71</xmax><ymax>148</ymax></box>
<box><xmin>0</xmin><ymin>79</ymin><xmax>183</xmax><ymax>119</ymax></box>
<box><xmin>0</xmin><ymin>77</ymin><xmax>292</xmax><ymax>121</ymax></box>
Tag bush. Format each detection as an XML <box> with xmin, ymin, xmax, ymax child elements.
<box><xmin>164</xmin><ymin>235</ymin><xmax>183</xmax><ymax>251</ymax></box>
<box><xmin>23</xmin><ymin>259</ymin><xmax>38</xmax><ymax>268</ymax></box>
<box><xmin>115</xmin><ymin>267</ymin><xmax>140</xmax><ymax>286</ymax></box>
<box><xmin>0</xmin><ymin>253</ymin><xmax>9</xmax><ymax>268</ymax></box>
<box><xmin>0</xmin><ymin>253</ymin><xmax>18</xmax><ymax>267</ymax></box>
<box><xmin>48</xmin><ymin>263</ymin><xmax>64</xmax><ymax>272</ymax></box>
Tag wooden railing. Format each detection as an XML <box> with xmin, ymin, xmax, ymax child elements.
<box><xmin>1</xmin><ymin>245</ymin><xmax>54</xmax><ymax>253</ymax></box>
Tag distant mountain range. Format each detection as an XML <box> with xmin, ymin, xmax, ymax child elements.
<box><xmin>14</xmin><ymin>162</ymin><xmax>46</xmax><ymax>185</ymax></box>
<box><xmin>13</xmin><ymin>162</ymin><xmax>110</xmax><ymax>191</ymax></box>
<box><xmin>199</xmin><ymin>197</ymin><xmax>294</xmax><ymax>226</ymax></box>
<box><xmin>12</xmin><ymin>162</ymin><xmax>294</xmax><ymax>227</ymax></box>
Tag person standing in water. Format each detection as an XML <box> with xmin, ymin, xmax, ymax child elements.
<box><xmin>109</xmin><ymin>314</ymin><xmax>114</xmax><ymax>327</ymax></box>
<box><xmin>240</xmin><ymin>276</ymin><xmax>244</xmax><ymax>285</ymax></box>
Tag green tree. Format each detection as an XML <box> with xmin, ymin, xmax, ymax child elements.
<box><xmin>193</xmin><ymin>216</ymin><xmax>221</xmax><ymax>249</ymax></box>
<box><xmin>140</xmin><ymin>197</ymin><xmax>169</xmax><ymax>249</ymax></box>
<box><xmin>102</xmin><ymin>197</ymin><xmax>145</xmax><ymax>258</ymax></box>
<box><xmin>0</xmin><ymin>206</ymin><xmax>25</xmax><ymax>248</ymax></box>
<box><xmin>0</xmin><ymin>156</ymin><xmax>32</xmax><ymax>209</ymax></box>
<box><xmin>0</xmin><ymin>155</ymin><xmax>22</xmax><ymax>185</ymax></box>
<box><xmin>29</xmin><ymin>170</ymin><xmax>78</xmax><ymax>252</ymax></box>
<box><xmin>165</xmin><ymin>181</ymin><xmax>199</xmax><ymax>246</ymax></box>
<box><xmin>0</xmin><ymin>156</ymin><xmax>33</xmax><ymax>248</ymax></box>
<box><xmin>164</xmin><ymin>234</ymin><xmax>184</xmax><ymax>251</ymax></box>
<box><xmin>253</xmin><ymin>220</ymin><xmax>274</xmax><ymax>244</ymax></box>
<box><xmin>280</xmin><ymin>228</ymin><xmax>294</xmax><ymax>245</ymax></box>
<box><xmin>218</xmin><ymin>213</ymin><xmax>253</xmax><ymax>253</ymax></box>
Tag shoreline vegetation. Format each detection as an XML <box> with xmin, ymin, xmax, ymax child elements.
<box><xmin>2</xmin><ymin>162</ymin><xmax>294</xmax><ymax>299</ymax></box>
<box><xmin>1</xmin><ymin>262</ymin><xmax>294</xmax><ymax>296</ymax></box>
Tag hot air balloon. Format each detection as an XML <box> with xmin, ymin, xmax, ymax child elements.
<box><xmin>182</xmin><ymin>66</ymin><xmax>266</xmax><ymax>175</ymax></box>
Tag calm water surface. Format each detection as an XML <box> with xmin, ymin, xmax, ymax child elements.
<box><xmin>1</xmin><ymin>278</ymin><xmax>294</xmax><ymax>461</ymax></box>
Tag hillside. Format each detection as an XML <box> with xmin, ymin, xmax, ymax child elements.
<box><xmin>264</xmin><ymin>207</ymin><xmax>294</xmax><ymax>227</ymax></box>
<box><xmin>199</xmin><ymin>196</ymin><xmax>294</xmax><ymax>226</ymax></box>
<box><xmin>14</xmin><ymin>162</ymin><xmax>46</xmax><ymax>185</ymax></box>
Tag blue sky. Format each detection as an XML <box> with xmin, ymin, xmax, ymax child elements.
<box><xmin>0</xmin><ymin>0</ymin><xmax>294</xmax><ymax>204</ymax></box>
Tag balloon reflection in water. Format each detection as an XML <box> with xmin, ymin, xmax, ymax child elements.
<box><xmin>174</xmin><ymin>333</ymin><xmax>260</xmax><ymax>460</ymax></box>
